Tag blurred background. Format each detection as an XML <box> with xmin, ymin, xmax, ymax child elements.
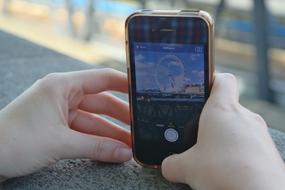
<box><xmin>0</xmin><ymin>0</ymin><xmax>284</xmax><ymax>131</ymax></box>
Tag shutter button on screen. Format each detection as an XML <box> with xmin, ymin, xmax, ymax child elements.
<box><xmin>164</xmin><ymin>128</ymin><xmax>179</xmax><ymax>142</ymax></box>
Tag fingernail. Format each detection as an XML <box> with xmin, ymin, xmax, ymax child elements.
<box><xmin>114</xmin><ymin>147</ymin><xmax>132</xmax><ymax>161</ymax></box>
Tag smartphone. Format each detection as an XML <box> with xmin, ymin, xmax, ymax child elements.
<box><xmin>125</xmin><ymin>10</ymin><xmax>214</xmax><ymax>167</ymax></box>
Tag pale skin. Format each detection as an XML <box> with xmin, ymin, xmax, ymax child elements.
<box><xmin>0</xmin><ymin>69</ymin><xmax>284</xmax><ymax>190</ymax></box>
<box><xmin>162</xmin><ymin>73</ymin><xmax>285</xmax><ymax>190</ymax></box>
<box><xmin>0</xmin><ymin>69</ymin><xmax>132</xmax><ymax>181</ymax></box>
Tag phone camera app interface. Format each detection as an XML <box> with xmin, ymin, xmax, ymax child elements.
<box><xmin>134</xmin><ymin>42</ymin><xmax>205</xmax><ymax>145</ymax></box>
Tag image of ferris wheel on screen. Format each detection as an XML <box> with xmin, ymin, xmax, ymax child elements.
<box><xmin>155</xmin><ymin>54</ymin><xmax>185</xmax><ymax>93</ymax></box>
<box><xmin>134</xmin><ymin>42</ymin><xmax>205</xmax><ymax>101</ymax></box>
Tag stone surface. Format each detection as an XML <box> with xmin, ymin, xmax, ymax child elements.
<box><xmin>0</xmin><ymin>31</ymin><xmax>284</xmax><ymax>190</ymax></box>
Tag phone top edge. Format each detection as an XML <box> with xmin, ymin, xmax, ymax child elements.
<box><xmin>125</xmin><ymin>10</ymin><xmax>214</xmax><ymax>35</ymax></box>
<box><xmin>125</xmin><ymin>9</ymin><xmax>199</xmax><ymax>22</ymax></box>
<box><xmin>129</xmin><ymin>9</ymin><xmax>200</xmax><ymax>15</ymax></box>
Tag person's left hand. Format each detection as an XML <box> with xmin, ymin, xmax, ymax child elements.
<box><xmin>0</xmin><ymin>69</ymin><xmax>132</xmax><ymax>181</ymax></box>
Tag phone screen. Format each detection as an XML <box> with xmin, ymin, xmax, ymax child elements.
<box><xmin>128</xmin><ymin>16</ymin><xmax>209</xmax><ymax>165</ymax></box>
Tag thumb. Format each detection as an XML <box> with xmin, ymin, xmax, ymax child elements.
<box><xmin>161</xmin><ymin>148</ymin><xmax>196</xmax><ymax>184</ymax></box>
<box><xmin>60</xmin><ymin>130</ymin><xmax>132</xmax><ymax>163</ymax></box>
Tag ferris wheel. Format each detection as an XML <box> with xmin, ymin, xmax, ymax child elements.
<box><xmin>155</xmin><ymin>54</ymin><xmax>185</xmax><ymax>93</ymax></box>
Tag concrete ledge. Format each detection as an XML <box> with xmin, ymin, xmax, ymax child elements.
<box><xmin>2</xmin><ymin>160</ymin><xmax>188</xmax><ymax>190</ymax></box>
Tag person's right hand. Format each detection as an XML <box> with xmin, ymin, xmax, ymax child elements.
<box><xmin>162</xmin><ymin>73</ymin><xmax>285</xmax><ymax>190</ymax></box>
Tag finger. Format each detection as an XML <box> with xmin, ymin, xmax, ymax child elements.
<box><xmin>70</xmin><ymin>110</ymin><xmax>131</xmax><ymax>146</ymax></box>
<box><xmin>162</xmin><ymin>149</ymin><xmax>196</xmax><ymax>184</ymax></box>
<box><xmin>79</xmin><ymin>92</ymin><xmax>130</xmax><ymax>125</ymax></box>
<box><xmin>162</xmin><ymin>154</ymin><xmax>188</xmax><ymax>183</ymax></box>
<box><xmin>67</xmin><ymin>68</ymin><xmax>128</xmax><ymax>94</ymax></box>
<box><xmin>208</xmin><ymin>73</ymin><xmax>239</xmax><ymax>104</ymax></box>
<box><xmin>60</xmin><ymin>130</ymin><xmax>132</xmax><ymax>163</ymax></box>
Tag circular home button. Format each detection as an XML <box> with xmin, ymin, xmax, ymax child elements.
<box><xmin>164</xmin><ymin>128</ymin><xmax>179</xmax><ymax>142</ymax></box>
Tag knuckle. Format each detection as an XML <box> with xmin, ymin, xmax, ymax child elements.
<box><xmin>103</xmin><ymin>93</ymin><xmax>114</xmax><ymax>105</ymax></box>
<box><xmin>100</xmin><ymin>95</ymin><xmax>115</xmax><ymax>115</ymax></box>
<box><xmin>39</xmin><ymin>73</ymin><xmax>62</xmax><ymax>87</ymax></box>
<box><xmin>100</xmin><ymin>68</ymin><xmax>118</xmax><ymax>77</ymax></box>
<box><xmin>36</xmin><ymin>73</ymin><xmax>67</xmax><ymax>95</ymax></box>
<box><xmin>211</xmin><ymin>99</ymin><xmax>240</xmax><ymax>113</ymax></box>
<box><xmin>43</xmin><ymin>72</ymin><xmax>62</xmax><ymax>82</ymax></box>
<box><xmin>161</xmin><ymin>159</ymin><xmax>171</xmax><ymax>178</ymax></box>
<box><xmin>252</xmin><ymin>113</ymin><xmax>267</xmax><ymax>126</ymax></box>
<box><xmin>223</xmin><ymin>73</ymin><xmax>237</xmax><ymax>82</ymax></box>
<box><xmin>102</xmin><ymin>68</ymin><xmax>117</xmax><ymax>73</ymax></box>
<box><xmin>215</xmin><ymin>73</ymin><xmax>237</xmax><ymax>87</ymax></box>
<box><xmin>100</xmin><ymin>68</ymin><xmax>119</xmax><ymax>87</ymax></box>
<box><xmin>93</xmin><ymin>138</ymin><xmax>104</xmax><ymax>160</ymax></box>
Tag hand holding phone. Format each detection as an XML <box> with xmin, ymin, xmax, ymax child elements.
<box><xmin>162</xmin><ymin>73</ymin><xmax>285</xmax><ymax>190</ymax></box>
